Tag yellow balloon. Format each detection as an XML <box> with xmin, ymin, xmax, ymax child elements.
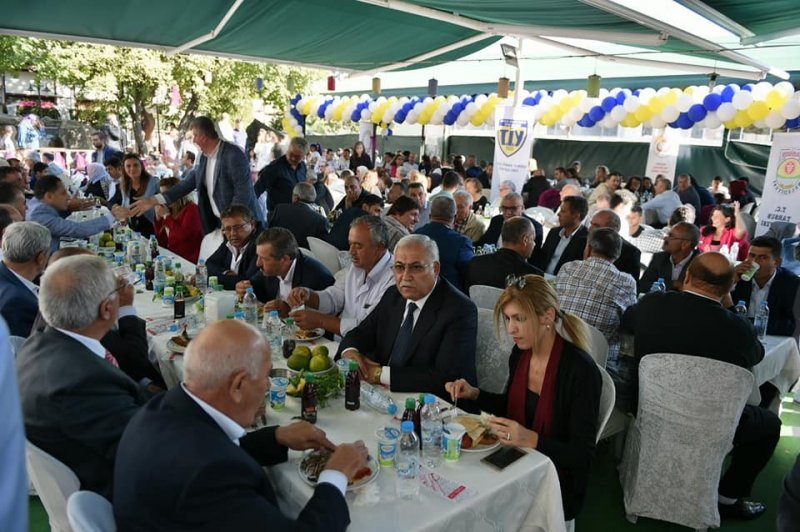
<box><xmin>723</xmin><ymin>119</ymin><xmax>737</xmax><ymax>129</ymax></box>
<box><xmin>634</xmin><ymin>106</ymin><xmax>652</xmax><ymax>122</ymax></box>
<box><xmin>747</xmin><ymin>101</ymin><xmax>769</xmax><ymax>120</ymax></box>
<box><xmin>766</xmin><ymin>90</ymin><xmax>787</xmax><ymax>109</ymax></box>
<box><xmin>470</xmin><ymin>114</ymin><xmax>483</xmax><ymax>126</ymax></box>
<box><xmin>663</xmin><ymin>90</ymin><xmax>678</xmax><ymax>105</ymax></box>
<box><xmin>684</xmin><ymin>86</ymin><xmax>695</xmax><ymax>95</ymax></box>
<box><xmin>648</xmin><ymin>97</ymin><xmax>665</xmax><ymax>114</ymax></box>
<box><xmin>734</xmin><ymin>110</ymin><xmax>752</xmax><ymax>128</ymax></box>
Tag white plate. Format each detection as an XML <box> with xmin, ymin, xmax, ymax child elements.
<box><xmin>298</xmin><ymin>451</ymin><xmax>379</xmax><ymax>491</ymax></box>
<box><xmin>288</xmin><ymin>328</ymin><xmax>325</xmax><ymax>342</ymax></box>
<box><xmin>461</xmin><ymin>440</ymin><xmax>501</xmax><ymax>453</ymax></box>
<box><xmin>166</xmin><ymin>338</ymin><xmax>187</xmax><ymax>353</ymax></box>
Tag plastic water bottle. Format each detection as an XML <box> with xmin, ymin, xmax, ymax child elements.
<box><xmin>265</xmin><ymin>310</ymin><xmax>283</xmax><ymax>355</ymax></box>
<box><xmin>719</xmin><ymin>244</ymin><xmax>730</xmax><ymax>260</ymax></box>
<box><xmin>360</xmin><ymin>382</ymin><xmax>398</xmax><ymax>416</ymax></box>
<box><xmin>420</xmin><ymin>394</ymin><xmax>442</xmax><ymax>468</ymax></box>
<box><xmin>396</xmin><ymin>421</ymin><xmax>420</xmax><ymax>500</ymax></box>
<box><xmin>242</xmin><ymin>288</ymin><xmax>259</xmax><ymax>328</ymax></box>
<box><xmin>153</xmin><ymin>258</ymin><xmax>166</xmax><ymax>295</ymax></box>
<box><xmin>195</xmin><ymin>259</ymin><xmax>208</xmax><ymax>294</ymax></box>
<box><xmin>730</xmin><ymin>242</ymin><xmax>740</xmax><ymax>262</ymax></box>
<box><xmin>734</xmin><ymin>300</ymin><xmax>748</xmax><ymax>317</ymax></box>
<box><xmin>650</xmin><ymin>277</ymin><xmax>667</xmax><ymax>293</ymax></box>
<box><xmin>754</xmin><ymin>301</ymin><xmax>769</xmax><ymax>340</ymax></box>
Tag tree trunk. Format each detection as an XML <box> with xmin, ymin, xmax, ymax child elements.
<box><xmin>125</xmin><ymin>101</ymin><xmax>147</xmax><ymax>155</ymax></box>
<box><xmin>175</xmin><ymin>90</ymin><xmax>199</xmax><ymax>144</ymax></box>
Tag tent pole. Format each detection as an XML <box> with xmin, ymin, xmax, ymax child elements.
<box><xmin>513</xmin><ymin>38</ymin><xmax>523</xmax><ymax>108</ymax></box>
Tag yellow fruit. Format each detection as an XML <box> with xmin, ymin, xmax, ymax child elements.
<box><xmin>104</xmin><ymin>242</ymin><xmax>116</xmax><ymax>248</ymax></box>
<box><xmin>287</xmin><ymin>354</ymin><xmax>308</xmax><ymax>371</ymax></box>
<box><xmin>292</xmin><ymin>346</ymin><xmax>312</xmax><ymax>359</ymax></box>
<box><xmin>309</xmin><ymin>355</ymin><xmax>331</xmax><ymax>373</ymax></box>
<box><xmin>311</xmin><ymin>345</ymin><xmax>329</xmax><ymax>358</ymax></box>
<box><xmin>101</xmin><ymin>233</ymin><xmax>113</xmax><ymax>242</ymax></box>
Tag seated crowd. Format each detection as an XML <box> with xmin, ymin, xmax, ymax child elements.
<box><xmin>2</xmin><ymin>128</ymin><xmax>799</xmax><ymax>529</ymax></box>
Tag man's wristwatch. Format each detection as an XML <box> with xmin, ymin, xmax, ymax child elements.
<box><xmin>372</xmin><ymin>366</ymin><xmax>383</xmax><ymax>383</ymax></box>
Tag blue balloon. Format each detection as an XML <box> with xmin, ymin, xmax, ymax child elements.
<box><xmin>702</xmin><ymin>93</ymin><xmax>722</xmax><ymax>111</ymax></box>
<box><xmin>601</xmin><ymin>96</ymin><xmax>617</xmax><ymax>113</ymax></box>
<box><xmin>589</xmin><ymin>106</ymin><xmax>606</xmax><ymax>122</ymax></box>
<box><xmin>394</xmin><ymin>111</ymin><xmax>406</xmax><ymax>122</ymax></box>
<box><xmin>386</xmin><ymin>128</ymin><xmax>393</xmax><ymax>136</ymax></box>
<box><xmin>351</xmin><ymin>110</ymin><xmax>361</xmax><ymax>122</ymax></box>
<box><xmin>615</xmin><ymin>92</ymin><xmax>627</xmax><ymax>105</ymax></box>
<box><xmin>532</xmin><ymin>93</ymin><xmax>542</xmax><ymax>105</ymax></box>
<box><xmin>687</xmin><ymin>104</ymin><xmax>707</xmax><ymax>122</ymax></box>
<box><xmin>523</xmin><ymin>97</ymin><xmax>536</xmax><ymax>106</ymax></box>
<box><xmin>633</xmin><ymin>89</ymin><xmax>641</xmax><ymax>97</ymax></box>
<box><xmin>721</xmin><ymin>86</ymin><xmax>736</xmax><ymax>103</ymax></box>
<box><xmin>786</xmin><ymin>118</ymin><xmax>800</xmax><ymax>129</ymax></box>
<box><xmin>580</xmin><ymin>117</ymin><xmax>596</xmax><ymax>128</ymax></box>
<box><xmin>741</xmin><ymin>84</ymin><xmax>753</xmax><ymax>92</ymax></box>
<box><xmin>452</xmin><ymin>103</ymin><xmax>463</xmax><ymax>113</ymax></box>
<box><xmin>668</xmin><ymin>120</ymin><xmax>680</xmax><ymax>129</ymax></box>
<box><xmin>676</xmin><ymin>113</ymin><xmax>694</xmax><ymax>129</ymax></box>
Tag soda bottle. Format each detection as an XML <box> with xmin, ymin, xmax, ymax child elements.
<box><xmin>301</xmin><ymin>374</ymin><xmax>318</xmax><ymax>424</ymax></box>
<box><xmin>402</xmin><ymin>397</ymin><xmax>419</xmax><ymax>435</ymax></box>
<box><xmin>396</xmin><ymin>420</ymin><xmax>419</xmax><ymax>500</ymax></box>
<box><xmin>174</xmin><ymin>287</ymin><xmax>186</xmax><ymax>320</ymax></box>
<box><xmin>345</xmin><ymin>360</ymin><xmax>360</xmax><ymax>411</ymax></box>
<box><xmin>144</xmin><ymin>261</ymin><xmax>154</xmax><ymax>291</ymax></box>
<box><xmin>174</xmin><ymin>263</ymin><xmax>185</xmax><ymax>284</ymax></box>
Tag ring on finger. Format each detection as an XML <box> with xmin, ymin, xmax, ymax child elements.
<box><xmin>506</xmin><ymin>432</ymin><xmax>511</xmax><ymax>441</ymax></box>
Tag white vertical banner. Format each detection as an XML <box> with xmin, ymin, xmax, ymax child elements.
<box><xmin>358</xmin><ymin>120</ymin><xmax>374</xmax><ymax>155</ymax></box>
<box><xmin>491</xmin><ymin>106</ymin><xmax>535</xmax><ymax>201</ymax></box>
<box><xmin>644</xmin><ymin>128</ymin><xmax>680</xmax><ymax>183</ymax></box>
<box><xmin>755</xmin><ymin>132</ymin><xmax>800</xmax><ymax>236</ymax></box>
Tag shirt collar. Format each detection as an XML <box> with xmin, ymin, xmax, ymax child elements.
<box><xmin>6</xmin><ymin>266</ymin><xmax>39</xmax><ymax>296</ymax></box>
<box><xmin>755</xmin><ymin>269</ymin><xmax>778</xmax><ymax>291</ymax></box>
<box><xmin>363</xmin><ymin>251</ymin><xmax>392</xmax><ymax>283</ymax></box>
<box><xmin>670</xmin><ymin>251</ymin><xmax>693</xmax><ymax>268</ymax></box>
<box><xmin>55</xmin><ymin>328</ymin><xmax>106</xmax><ymax>359</ymax></box>
<box><xmin>281</xmin><ymin>258</ymin><xmax>297</xmax><ymax>283</ymax></box>
<box><xmin>226</xmin><ymin>240</ymin><xmax>249</xmax><ymax>258</ymax></box>
<box><xmin>181</xmin><ymin>384</ymin><xmax>246</xmax><ymax>445</ymax></box>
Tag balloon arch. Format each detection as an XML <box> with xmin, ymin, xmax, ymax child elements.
<box><xmin>282</xmin><ymin>81</ymin><xmax>800</xmax><ymax>138</ymax></box>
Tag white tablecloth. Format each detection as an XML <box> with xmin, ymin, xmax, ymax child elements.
<box><xmin>750</xmin><ymin>335</ymin><xmax>800</xmax><ymax>407</ymax></box>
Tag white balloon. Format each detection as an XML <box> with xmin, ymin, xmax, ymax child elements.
<box><xmin>649</xmin><ymin>115</ymin><xmax>667</xmax><ymax>128</ymax></box>
<box><xmin>765</xmin><ymin>111</ymin><xmax>786</xmax><ymax>129</ymax></box>
<box><xmin>579</xmin><ymin>98</ymin><xmax>595</xmax><ymax>113</ymax></box>
<box><xmin>694</xmin><ymin>119</ymin><xmax>705</xmax><ymax>128</ymax></box>
<box><xmin>599</xmin><ymin>116</ymin><xmax>616</xmax><ymax>128</ymax></box>
<box><xmin>610</xmin><ymin>106</ymin><xmax>627</xmax><ymax>121</ymax></box>
<box><xmin>399</xmin><ymin>97</ymin><xmax>410</xmax><ymax>104</ymax></box>
<box><xmin>532</xmin><ymin>107</ymin><xmax>545</xmax><ymax>120</ymax></box>
<box><xmin>553</xmin><ymin>89</ymin><xmax>568</xmax><ymax>99</ymax></box>
<box><xmin>465</xmin><ymin>102</ymin><xmax>478</xmax><ymax>115</ymax></box>
<box><xmin>474</xmin><ymin>94</ymin><xmax>488</xmax><ymax>105</ymax></box>
<box><xmin>693</xmin><ymin>86</ymin><xmax>710</xmax><ymax>101</ymax></box>
<box><xmin>376</xmin><ymin>96</ymin><xmax>387</xmax><ymax>104</ymax></box>
<box><xmin>456</xmin><ymin>114</ymin><xmax>469</xmax><ymax>126</ymax></box>
<box><xmin>598</xmin><ymin>88</ymin><xmax>609</xmax><ymax>99</ymax></box>
<box><xmin>569</xmin><ymin>107</ymin><xmax>584</xmax><ymax>120</ymax></box>
<box><xmin>752</xmin><ymin>83</ymin><xmax>771</xmax><ymax>101</ymax></box>
<box><xmin>677</xmin><ymin>94</ymin><xmax>694</xmax><ymax>113</ymax></box>
<box><xmin>623</xmin><ymin>95</ymin><xmax>640</xmax><ymax>113</ymax></box>
<box><xmin>775</xmin><ymin>81</ymin><xmax>795</xmax><ymax>97</ymax></box>
<box><xmin>780</xmin><ymin>99</ymin><xmax>800</xmax><ymax>119</ymax></box>
<box><xmin>324</xmin><ymin>106</ymin><xmax>334</xmax><ymax>120</ymax></box>
<box><xmin>656</xmin><ymin>87</ymin><xmax>671</xmax><ymax>97</ymax></box>
<box><xmin>732</xmin><ymin>91</ymin><xmax>753</xmax><ymax>110</ymax></box>
<box><xmin>662</xmin><ymin>105</ymin><xmax>680</xmax><ymax>123</ymax></box>
<box><xmin>518</xmin><ymin>89</ymin><xmax>530</xmax><ymax>99</ymax></box>
<box><xmin>753</xmin><ymin>119</ymin><xmax>766</xmax><ymax>129</ymax></box>
<box><xmin>423</xmin><ymin>97</ymin><xmax>433</xmax><ymax>105</ymax></box>
<box><xmin>712</xmin><ymin>85</ymin><xmax>725</xmax><ymax>94</ymax></box>
<box><xmin>413</xmin><ymin>102</ymin><xmax>424</xmax><ymax>113</ymax></box>
<box><xmin>639</xmin><ymin>88</ymin><xmax>656</xmax><ymax>103</ymax></box>
<box><xmin>430</xmin><ymin>114</ymin><xmax>443</xmax><ymax>125</ymax></box>
<box><xmin>361</xmin><ymin>109</ymin><xmax>371</xmax><ymax>120</ymax></box>
<box><xmin>289</xmin><ymin>117</ymin><xmax>298</xmax><ymax>127</ymax></box>
<box><xmin>717</xmin><ymin>102</ymin><xmax>736</xmax><ymax>121</ymax></box>
<box><xmin>539</xmin><ymin>95</ymin><xmax>554</xmax><ymax>110</ymax></box>
<box><xmin>368</xmin><ymin>102</ymin><xmax>377</xmax><ymax>112</ymax></box>
<box><xmin>704</xmin><ymin>114</ymin><xmax>722</xmax><ymax>129</ymax></box>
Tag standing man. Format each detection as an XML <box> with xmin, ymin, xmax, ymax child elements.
<box><xmin>130</xmin><ymin>116</ymin><xmax>263</xmax><ymax>234</ymax></box>
<box><xmin>677</xmin><ymin>174</ymin><xmax>702</xmax><ymax>219</ymax></box>
<box><xmin>100</xmin><ymin>113</ymin><xmax>123</xmax><ymax>151</ymax></box>
<box><xmin>639</xmin><ymin>222</ymin><xmax>701</xmax><ymax>293</ymax></box>
<box><xmin>255</xmin><ymin>137</ymin><xmax>307</xmax><ymax>215</ymax></box>
<box><xmin>90</xmin><ymin>131</ymin><xmax>122</xmax><ymax>165</ymax></box>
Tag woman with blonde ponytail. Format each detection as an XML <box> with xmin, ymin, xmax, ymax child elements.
<box><xmin>446</xmin><ymin>274</ymin><xmax>601</xmax><ymax>521</ymax></box>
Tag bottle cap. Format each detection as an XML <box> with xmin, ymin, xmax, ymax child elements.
<box><xmin>424</xmin><ymin>394</ymin><xmax>436</xmax><ymax>404</ymax></box>
<box><xmin>348</xmin><ymin>360</ymin><xmax>358</xmax><ymax>371</ymax></box>
<box><xmin>387</xmin><ymin>403</ymin><xmax>398</xmax><ymax>416</ymax></box>
<box><xmin>405</xmin><ymin>397</ymin><xmax>417</xmax><ymax>409</ymax></box>
<box><xmin>270</xmin><ymin>310</ymin><xmax>279</xmax><ymax>317</ymax></box>
<box><xmin>737</xmin><ymin>300</ymin><xmax>746</xmax><ymax>306</ymax></box>
<box><xmin>401</xmin><ymin>420</ymin><xmax>414</xmax><ymax>432</ymax></box>
<box><xmin>286</xmin><ymin>318</ymin><xmax>295</xmax><ymax>326</ymax></box>
<box><xmin>305</xmin><ymin>374</ymin><xmax>315</xmax><ymax>383</ymax></box>
<box><xmin>246</xmin><ymin>287</ymin><xmax>254</xmax><ymax>294</ymax></box>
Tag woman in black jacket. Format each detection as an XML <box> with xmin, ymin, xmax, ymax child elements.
<box><xmin>446</xmin><ymin>274</ymin><xmax>601</xmax><ymax>521</ymax></box>
<box><xmin>348</xmin><ymin>141</ymin><xmax>373</xmax><ymax>170</ymax></box>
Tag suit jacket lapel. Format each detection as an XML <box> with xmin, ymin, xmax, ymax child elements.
<box><xmin>381</xmin><ymin>291</ymin><xmax>408</xmax><ymax>365</ymax></box>
<box><xmin>292</xmin><ymin>253</ymin><xmax>305</xmax><ymax>288</ymax></box>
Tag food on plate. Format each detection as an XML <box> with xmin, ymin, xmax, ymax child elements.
<box><xmin>295</xmin><ymin>328</ymin><xmax>319</xmax><ymax>340</ymax></box>
<box><xmin>300</xmin><ymin>449</ymin><xmax>372</xmax><ymax>485</ymax></box>
<box><xmin>454</xmin><ymin>415</ymin><xmax>498</xmax><ymax>449</ymax></box>
<box><xmin>170</xmin><ymin>328</ymin><xmax>191</xmax><ymax>348</ymax></box>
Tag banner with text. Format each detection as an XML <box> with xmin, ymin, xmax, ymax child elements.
<box><xmin>492</xmin><ymin>106</ymin><xmax>535</xmax><ymax>201</ymax></box>
<box><xmin>644</xmin><ymin>128</ymin><xmax>680</xmax><ymax>183</ymax></box>
<box><xmin>756</xmin><ymin>132</ymin><xmax>800</xmax><ymax>236</ymax></box>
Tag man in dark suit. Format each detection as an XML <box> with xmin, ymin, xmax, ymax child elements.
<box><xmin>590</xmin><ymin>209</ymin><xmax>641</xmax><ymax>281</ymax></box>
<box><xmin>0</xmin><ymin>221</ymin><xmax>49</xmax><ymax>337</ymax></box>
<box><xmin>339</xmin><ymin>234</ymin><xmax>477</xmax><ymax>398</ymax></box>
<box><xmin>236</xmin><ymin>227</ymin><xmax>334</xmax><ymax>315</ymax></box>
<box><xmin>327</xmin><ymin>194</ymin><xmax>384</xmax><ymax>250</ymax></box>
<box><xmin>732</xmin><ymin>235</ymin><xmax>799</xmax><ymax>338</ymax></box>
<box><xmin>467</xmin><ymin>217</ymin><xmax>542</xmax><ymax>289</ymax></box>
<box><xmin>130</xmin><ymin>116</ymin><xmax>264</xmax><ymax>234</ymax></box>
<box><xmin>333</xmin><ymin>174</ymin><xmax>369</xmax><ymax>212</ymax></box>
<box><xmin>533</xmin><ymin>195</ymin><xmax>589</xmax><ymax>275</ymax></box>
<box><xmin>113</xmin><ymin>320</ymin><xmax>367</xmax><ymax>531</ymax></box>
<box><xmin>255</xmin><ymin>137</ymin><xmax>307</xmax><ymax>214</ymax></box>
<box><xmin>638</xmin><ymin>222</ymin><xmax>701</xmax><ymax>293</ymax></box>
<box><xmin>268</xmin><ymin>182</ymin><xmax>329</xmax><ymax>249</ymax></box>
<box><xmin>621</xmin><ymin>253</ymin><xmax>781</xmax><ymax>520</ymax></box>
<box><xmin>475</xmin><ymin>192</ymin><xmax>543</xmax><ymax>264</ymax></box>
<box><xmin>414</xmin><ymin>196</ymin><xmax>474</xmax><ymax>292</ymax></box>
<box><xmin>17</xmin><ymin>255</ymin><xmax>147</xmax><ymax>497</ymax></box>
<box><xmin>206</xmin><ymin>204</ymin><xmax>261</xmax><ymax>290</ymax></box>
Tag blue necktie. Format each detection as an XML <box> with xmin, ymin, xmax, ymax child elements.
<box><xmin>389</xmin><ymin>302</ymin><xmax>417</xmax><ymax>365</ymax></box>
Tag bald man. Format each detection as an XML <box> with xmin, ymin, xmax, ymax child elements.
<box><xmin>621</xmin><ymin>253</ymin><xmax>780</xmax><ymax>521</ymax></box>
<box><xmin>114</xmin><ymin>320</ymin><xmax>367</xmax><ymax>531</ymax></box>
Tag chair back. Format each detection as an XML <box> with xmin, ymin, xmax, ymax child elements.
<box><xmin>469</xmin><ymin>284</ymin><xmax>503</xmax><ymax>311</ymax></box>
<box><xmin>26</xmin><ymin>441</ymin><xmax>80</xmax><ymax>532</ymax></box>
<box><xmin>307</xmin><ymin>236</ymin><xmax>342</xmax><ymax>274</ymax></box>
<box><xmin>9</xmin><ymin>335</ymin><xmax>25</xmax><ymax>357</ymax></box>
<box><xmin>619</xmin><ymin>354</ymin><xmax>754</xmax><ymax>530</ymax></box>
<box><xmin>596</xmin><ymin>364</ymin><xmax>616</xmax><ymax>443</ymax></box>
<box><xmin>198</xmin><ymin>228</ymin><xmax>223</xmax><ymax>262</ymax></box>
<box><xmin>475</xmin><ymin>308</ymin><xmax>513</xmax><ymax>394</ymax></box>
<box><xmin>67</xmin><ymin>491</ymin><xmax>116</xmax><ymax>532</ymax></box>
<box><xmin>298</xmin><ymin>247</ymin><xmax>317</xmax><ymax>261</ymax></box>
<box><xmin>584</xmin><ymin>324</ymin><xmax>609</xmax><ymax>368</ymax></box>
<box><xmin>740</xmin><ymin>212</ymin><xmax>756</xmax><ymax>240</ymax></box>
<box><xmin>524</xmin><ymin>206</ymin><xmax>557</xmax><ymax>227</ymax></box>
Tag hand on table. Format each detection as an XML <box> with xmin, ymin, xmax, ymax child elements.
<box><xmin>287</xmin><ymin>287</ymin><xmax>311</xmax><ymax>308</ymax></box>
<box><xmin>235</xmin><ymin>280</ymin><xmax>252</xmax><ymax>299</ymax></box>
<box><xmin>129</xmin><ymin>197</ymin><xmax>160</xmax><ymax>217</ymax></box>
<box><xmin>289</xmin><ymin>309</ymin><xmax>324</xmax><ymax>331</ymax></box>
<box><xmin>444</xmin><ymin>379</ymin><xmax>480</xmax><ymax>402</ymax></box>
<box><xmin>275</xmin><ymin>421</ymin><xmax>336</xmax><ymax>451</ymax></box>
<box><xmin>486</xmin><ymin>416</ymin><xmax>538</xmax><ymax>449</ymax></box>
<box><xmin>325</xmin><ymin>441</ymin><xmax>369</xmax><ymax>480</ymax></box>
<box><xmin>264</xmin><ymin>299</ymin><xmax>290</xmax><ymax>318</ymax></box>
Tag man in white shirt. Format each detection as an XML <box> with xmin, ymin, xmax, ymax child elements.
<box><xmin>641</xmin><ymin>176</ymin><xmax>682</xmax><ymax>227</ymax></box>
<box><xmin>287</xmin><ymin>216</ymin><xmax>395</xmax><ymax>337</ymax></box>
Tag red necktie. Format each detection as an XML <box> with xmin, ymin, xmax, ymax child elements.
<box><xmin>104</xmin><ymin>350</ymin><xmax>120</xmax><ymax>368</ymax></box>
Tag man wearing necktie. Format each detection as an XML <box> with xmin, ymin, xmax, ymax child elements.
<box><xmin>339</xmin><ymin>234</ymin><xmax>478</xmax><ymax>399</ymax></box>
<box><xmin>16</xmin><ymin>255</ymin><xmax>147</xmax><ymax>497</ymax></box>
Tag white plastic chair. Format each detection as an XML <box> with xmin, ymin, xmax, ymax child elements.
<box><xmin>298</xmin><ymin>247</ymin><xmax>317</xmax><ymax>261</ymax></box>
<box><xmin>475</xmin><ymin>308</ymin><xmax>513</xmax><ymax>394</ymax></box>
<box><xmin>469</xmin><ymin>284</ymin><xmax>503</xmax><ymax>311</ymax></box>
<box><xmin>595</xmin><ymin>365</ymin><xmax>616</xmax><ymax>444</ymax></box>
<box><xmin>198</xmin><ymin>229</ymin><xmax>223</xmax><ymax>262</ymax></box>
<box><xmin>619</xmin><ymin>354</ymin><xmax>754</xmax><ymax>531</ymax></box>
<box><xmin>26</xmin><ymin>441</ymin><xmax>80</xmax><ymax>532</ymax></box>
<box><xmin>584</xmin><ymin>324</ymin><xmax>609</xmax><ymax>368</ymax></box>
<box><xmin>307</xmin><ymin>236</ymin><xmax>341</xmax><ymax>274</ymax></box>
<box><xmin>9</xmin><ymin>335</ymin><xmax>25</xmax><ymax>357</ymax></box>
<box><xmin>67</xmin><ymin>491</ymin><xmax>116</xmax><ymax>532</ymax></box>
<box><xmin>524</xmin><ymin>206</ymin><xmax>557</xmax><ymax>227</ymax></box>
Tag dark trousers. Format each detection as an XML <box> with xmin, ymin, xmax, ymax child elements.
<box><xmin>719</xmin><ymin>404</ymin><xmax>781</xmax><ymax>498</ymax></box>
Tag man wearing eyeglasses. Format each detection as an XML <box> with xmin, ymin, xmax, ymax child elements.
<box><xmin>17</xmin><ymin>255</ymin><xmax>147</xmax><ymax>498</ymax></box>
<box><xmin>338</xmin><ymin>234</ymin><xmax>477</xmax><ymax>399</ymax></box>
<box><xmin>474</xmin><ymin>192</ymin><xmax>543</xmax><ymax>265</ymax></box>
<box><xmin>638</xmin><ymin>222</ymin><xmax>701</xmax><ymax>293</ymax></box>
<box><xmin>206</xmin><ymin>204</ymin><xmax>261</xmax><ymax>290</ymax></box>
